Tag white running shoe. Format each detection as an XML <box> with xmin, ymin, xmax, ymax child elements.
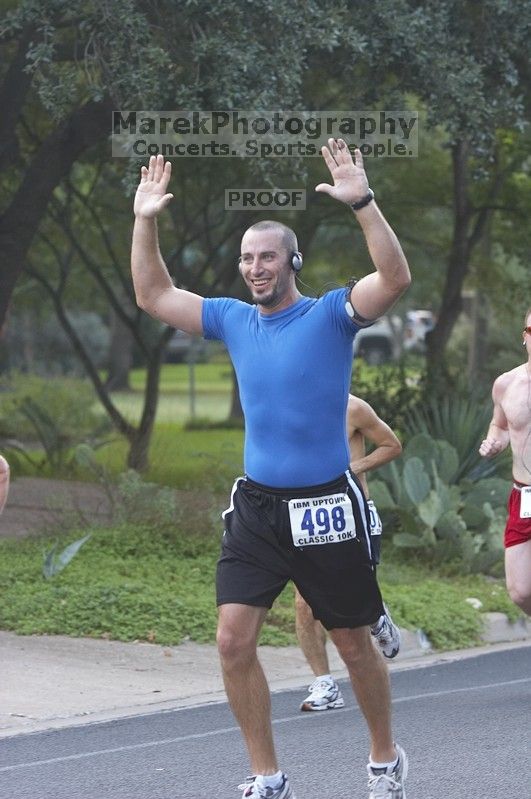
<box><xmin>370</xmin><ymin>605</ymin><xmax>401</xmax><ymax>659</ymax></box>
<box><xmin>300</xmin><ymin>676</ymin><xmax>345</xmax><ymax>711</ymax></box>
<box><xmin>367</xmin><ymin>743</ymin><xmax>408</xmax><ymax>798</ymax></box>
<box><xmin>237</xmin><ymin>773</ymin><xmax>296</xmax><ymax>798</ymax></box>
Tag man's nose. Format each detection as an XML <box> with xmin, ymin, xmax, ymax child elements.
<box><xmin>250</xmin><ymin>257</ymin><xmax>264</xmax><ymax>272</ymax></box>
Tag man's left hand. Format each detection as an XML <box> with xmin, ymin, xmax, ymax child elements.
<box><xmin>316</xmin><ymin>138</ymin><xmax>370</xmax><ymax>205</ymax></box>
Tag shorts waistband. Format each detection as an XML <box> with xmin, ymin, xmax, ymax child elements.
<box><xmin>513</xmin><ymin>481</ymin><xmax>530</xmax><ymax>491</ymax></box>
<box><xmin>244</xmin><ymin>471</ymin><xmax>351</xmax><ymax>498</ymax></box>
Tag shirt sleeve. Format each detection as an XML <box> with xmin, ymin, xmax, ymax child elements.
<box><xmin>324</xmin><ymin>288</ymin><xmax>361</xmax><ymax>337</ymax></box>
<box><xmin>202</xmin><ymin>297</ymin><xmax>238</xmax><ymax>341</ymax></box>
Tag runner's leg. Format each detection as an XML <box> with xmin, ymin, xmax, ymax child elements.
<box><xmin>217</xmin><ymin>603</ymin><xmax>278</xmax><ymax>774</ymax></box>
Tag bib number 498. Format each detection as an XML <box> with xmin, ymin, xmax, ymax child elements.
<box><xmin>288</xmin><ymin>492</ymin><xmax>357</xmax><ymax>547</ymax></box>
<box><xmin>301</xmin><ymin>506</ymin><xmax>347</xmax><ymax>536</ymax></box>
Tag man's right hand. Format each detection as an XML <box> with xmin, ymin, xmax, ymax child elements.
<box><xmin>479</xmin><ymin>437</ymin><xmax>504</xmax><ymax>458</ymax></box>
<box><xmin>133</xmin><ymin>154</ymin><xmax>174</xmax><ymax>219</ymax></box>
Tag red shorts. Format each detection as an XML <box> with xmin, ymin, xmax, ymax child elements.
<box><xmin>504</xmin><ymin>487</ymin><xmax>531</xmax><ymax>548</ymax></box>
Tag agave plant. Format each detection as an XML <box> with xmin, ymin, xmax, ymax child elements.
<box><xmin>404</xmin><ymin>394</ymin><xmax>507</xmax><ymax>482</ymax></box>
<box><xmin>369</xmin><ymin>433</ymin><xmax>508</xmax><ymax>573</ymax></box>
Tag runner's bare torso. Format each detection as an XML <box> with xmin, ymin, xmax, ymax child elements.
<box><xmin>493</xmin><ymin>364</ymin><xmax>531</xmax><ymax>484</ymax></box>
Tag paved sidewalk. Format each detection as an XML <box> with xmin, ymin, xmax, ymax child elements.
<box><xmin>1</xmin><ymin>616</ymin><xmax>529</xmax><ymax>739</ymax></box>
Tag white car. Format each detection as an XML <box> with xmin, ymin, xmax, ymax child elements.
<box><xmin>352</xmin><ymin>310</ymin><xmax>435</xmax><ymax>364</ymax></box>
<box><xmin>353</xmin><ymin>315</ymin><xmax>403</xmax><ymax>365</ymax></box>
<box><xmin>165</xmin><ymin>330</ymin><xmax>208</xmax><ymax>363</ymax></box>
<box><xmin>403</xmin><ymin>310</ymin><xmax>435</xmax><ymax>353</ymax></box>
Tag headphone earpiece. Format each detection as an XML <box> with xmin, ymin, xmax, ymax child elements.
<box><xmin>291</xmin><ymin>252</ymin><xmax>303</xmax><ymax>272</ymax></box>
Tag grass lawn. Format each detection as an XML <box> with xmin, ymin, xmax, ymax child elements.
<box><xmin>0</xmin><ymin>522</ymin><xmax>521</xmax><ymax>651</ymax></box>
<box><xmin>2</xmin><ymin>362</ymin><xmax>522</xmax><ymax>653</ymax></box>
<box><xmin>93</xmin><ymin>423</ymin><xmax>244</xmax><ymax>489</ymax></box>
<box><xmin>106</xmin><ymin>362</ymin><xmax>234</xmax><ymax>425</ymax></box>
<box><xmin>107</xmin><ymin>392</ymin><xmax>232</xmax><ymax>425</ymax></box>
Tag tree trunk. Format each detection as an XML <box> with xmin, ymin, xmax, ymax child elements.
<box><xmin>126</xmin><ymin>350</ymin><xmax>164</xmax><ymax>471</ymax></box>
<box><xmin>126</xmin><ymin>427</ymin><xmax>152</xmax><ymax>473</ymax></box>
<box><xmin>467</xmin><ymin>290</ymin><xmax>489</xmax><ymax>386</ymax></box>
<box><xmin>425</xmin><ymin>140</ymin><xmax>471</xmax><ymax>377</ymax></box>
<box><xmin>0</xmin><ymin>314</ymin><xmax>9</xmax><ymax>374</ymax></box>
<box><xmin>228</xmin><ymin>365</ymin><xmax>243</xmax><ymax>421</ymax></box>
<box><xmin>105</xmin><ymin>307</ymin><xmax>134</xmax><ymax>391</ymax></box>
<box><xmin>0</xmin><ymin>97</ymin><xmax>113</xmax><ymax>330</ymax></box>
<box><xmin>425</xmin><ymin>139</ymin><xmax>505</xmax><ymax>386</ymax></box>
<box><xmin>0</xmin><ymin>30</ymin><xmax>33</xmax><ymax>170</ymax></box>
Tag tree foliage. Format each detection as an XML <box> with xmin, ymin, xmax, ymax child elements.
<box><xmin>1</xmin><ymin>0</ymin><xmax>530</xmax><ymax>469</ymax></box>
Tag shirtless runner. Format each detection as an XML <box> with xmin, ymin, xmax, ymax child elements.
<box><xmin>295</xmin><ymin>395</ymin><xmax>402</xmax><ymax>711</ymax></box>
<box><xmin>479</xmin><ymin>306</ymin><xmax>531</xmax><ymax>615</ymax></box>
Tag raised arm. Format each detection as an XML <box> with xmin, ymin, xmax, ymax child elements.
<box><xmin>479</xmin><ymin>375</ymin><xmax>511</xmax><ymax>458</ymax></box>
<box><xmin>316</xmin><ymin>138</ymin><xmax>411</xmax><ymax>321</ymax></box>
<box><xmin>131</xmin><ymin>154</ymin><xmax>204</xmax><ymax>334</ymax></box>
<box><xmin>347</xmin><ymin>396</ymin><xmax>402</xmax><ymax>475</ymax></box>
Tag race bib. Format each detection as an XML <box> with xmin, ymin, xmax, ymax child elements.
<box><xmin>520</xmin><ymin>487</ymin><xmax>531</xmax><ymax>518</ymax></box>
<box><xmin>367</xmin><ymin>499</ymin><xmax>382</xmax><ymax>536</ymax></box>
<box><xmin>288</xmin><ymin>492</ymin><xmax>356</xmax><ymax>547</ymax></box>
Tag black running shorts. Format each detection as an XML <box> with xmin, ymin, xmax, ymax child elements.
<box><xmin>216</xmin><ymin>471</ymin><xmax>384</xmax><ymax>630</ymax></box>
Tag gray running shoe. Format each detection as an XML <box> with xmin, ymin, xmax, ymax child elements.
<box><xmin>367</xmin><ymin>743</ymin><xmax>408</xmax><ymax>798</ymax></box>
<box><xmin>370</xmin><ymin>605</ymin><xmax>401</xmax><ymax>659</ymax></box>
<box><xmin>300</xmin><ymin>676</ymin><xmax>345</xmax><ymax>711</ymax></box>
<box><xmin>237</xmin><ymin>773</ymin><xmax>296</xmax><ymax>798</ymax></box>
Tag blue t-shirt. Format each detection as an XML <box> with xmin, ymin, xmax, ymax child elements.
<box><xmin>202</xmin><ymin>289</ymin><xmax>359</xmax><ymax>487</ymax></box>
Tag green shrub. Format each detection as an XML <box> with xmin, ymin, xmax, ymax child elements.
<box><xmin>0</xmin><ymin>373</ymin><xmax>111</xmax><ymax>473</ymax></box>
<box><xmin>351</xmin><ymin>361</ymin><xmax>424</xmax><ymax>434</ymax></box>
<box><xmin>74</xmin><ymin>446</ymin><xmax>219</xmax><ymax>541</ymax></box>
<box><xmin>0</xmin><ymin>524</ymin><xmax>520</xmax><ymax>648</ymax></box>
<box><xmin>114</xmin><ymin>469</ymin><xmax>183</xmax><ymax>532</ymax></box>
<box><xmin>404</xmin><ymin>393</ymin><xmax>508</xmax><ymax>481</ymax></box>
<box><xmin>370</xmin><ymin>433</ymin><xmax>509</xmax><ymax>574</ymax></box>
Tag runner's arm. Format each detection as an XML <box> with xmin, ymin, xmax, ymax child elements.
<box><xmin>316</xmin><ymin>139</ymin><xmax>410</xmax><ymax>321</ymax></box>
<box><xmin>0</xmin><ymin>455</ymin><xmax>10</xmax><ymax>515</ymax></box>
<box><xmin>131</xmin><ymin>155</ymin><xmax>203</xmax><ymax>334</ymax></box>
<box><xmin>479</xmin><ymin>376</ymin><xmax>511</xmax><ymax>458</ymax></box>
<box><xmin>347</xmin><ymin>398</ymin><xmax>402</xmax><ymax>475</ymax></box>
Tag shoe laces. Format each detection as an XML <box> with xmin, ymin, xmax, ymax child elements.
<box><xmin>307</xmin><ymin>677</ymin><xmax>334</xmax><ymax>697</ymax></box>
<box><xmin>367</xmin><ymin>770</ymin><xmax>401</xmax><ymax>798</ymax></box>
<box><xmin>237</xmin><ymin>776</ymin><xmax>283</xmax><ymax>797</ymax></box>
<box><xmin>237</xmin><ymin>777</ymin><xmax>259</xmax><ymax>796</ymax></box>
<box><xmin>373</xmin><ymin>616</ymin><xmax>392</xmax><ymax>642</ymax></box>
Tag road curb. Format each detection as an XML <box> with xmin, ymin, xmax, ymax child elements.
<box><xmin>0</xmin><ymin>612</ymin><xmax>528</xmax><ymax>739</ymax></box>
<box><xmin>480</xmin><ymin>611</ymin><xmax>530</xmax><ymax>644</ymax></box>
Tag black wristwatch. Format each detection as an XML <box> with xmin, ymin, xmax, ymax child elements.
<box><xmin>350</xmin><ymin>189</ymin><xmax>374</xmax><ymax>212</ymax></box>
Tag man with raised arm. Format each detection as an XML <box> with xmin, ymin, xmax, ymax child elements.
<box><xmin>131</xmin><ymin>139</ymin><xmax>411</xmax><ymax>799</ymax></box>
<box><xmin>479</xmin><ymin>307</ymin><xmax>531</xmax><ymax>616</ymax></box>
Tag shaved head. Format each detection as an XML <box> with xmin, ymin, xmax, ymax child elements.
<box><xmin>245</xmin><ymin>221</ymin><xmax>298</xmax><ymax>259</ymax></box>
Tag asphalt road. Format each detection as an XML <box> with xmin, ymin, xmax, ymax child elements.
<box><xmin>1</xmin><ymin>645</ymin><xmax>529</xmax><ymax>799</ymax></box>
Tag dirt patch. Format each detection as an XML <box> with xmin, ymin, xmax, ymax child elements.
<box><xmin>0</xmin><ymin>476</ymin><xmax>220</xmax><ymax>539</ymax></box>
